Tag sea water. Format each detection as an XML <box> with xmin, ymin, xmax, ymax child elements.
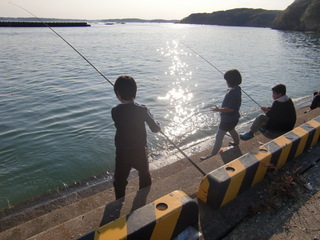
<box><xmin>0</xmin><ymin>23</ymin><xmax>319</xmax><ymax>209</ymax></box>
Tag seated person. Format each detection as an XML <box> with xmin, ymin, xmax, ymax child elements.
<box><xmin>240</xmin><ymin>84</ymin><xmax>296</xmax><ymax>140</ymax></box>
<box><xmin>310</xmin><ymin>91</ymin><xmax>320</xmax><ymax>110</ymax></box>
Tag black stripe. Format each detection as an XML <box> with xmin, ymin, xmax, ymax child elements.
<box><xmin>172</xmin><ymin>195</ymin><xmax>199</xmax><ymax>238</ymax></box>
<box><xmin>299</xmin><ymin>123</ymin><xmax>316</xmax><ymax>150</ymax></box>
<box><xmin>238</xmin><ymin>153</ymin><xmax>260</xmax><ymax>194</ymax></box>
<box><xmin>127</xmin><ymin>203</ymin><xmax>156</xmax><ymax>240</ymax></box>
<box><xmin>313</xmin><ymin>116</ymin><xmax>320</xmax><ymax>143</ymax></box>
<box><xmin>77</xmin><ymin>231</ymin><xmax>95</xmax><ymax>240</ymax></box>
<box><xmin>207</xmin><ymin>168</ymin><xmax>231</xmax><ymax>208</ymax></box>
<box><xmin>263</xmin><ymin>141</ymin><xmax>284</xmax><ymax>171</ymax></box>
<box><xmin>283</xmin><ymin>131</ymin><xmax>301</xmax><ymax>161</ymax></box>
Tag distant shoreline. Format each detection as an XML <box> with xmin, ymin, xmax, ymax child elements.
<box><xmin>0</xmin><ymin>21</ymin><xmax>91</xmax><ymax>27</ymax></box>
<box><xmin>0</xmin><ymin>17</ymin><xmax>178</xmax><ymax>24</ymax></box>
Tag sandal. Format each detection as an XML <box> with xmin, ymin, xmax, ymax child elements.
<box><xmin>200</xmin><ymin>155</ymin><xmax>213</xmax><ymax>161</ymax></box>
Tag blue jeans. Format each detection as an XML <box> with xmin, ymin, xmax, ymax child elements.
<box><xmin>250</xmin><ymin>114</ymin><xmax>269</xmax><ymax>133</ymax></box>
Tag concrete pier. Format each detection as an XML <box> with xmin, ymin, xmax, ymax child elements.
<box><xmin>0</xmin><ymin>107</ymin><xmax>319</xmax><ymax>240</ymax></box>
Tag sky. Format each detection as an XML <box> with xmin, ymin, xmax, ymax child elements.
<box><xmin>1</xmin><ymin>0</ymin><xmax>295</xmax><ymax>20</ymax></box>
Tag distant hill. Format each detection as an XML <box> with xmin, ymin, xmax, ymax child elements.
<box><xmin>99</xmin><ymin>18</ymin><xmax>178</xmax><ymax>24</ymax></box>
<box><xmin>0</xmin><ymin>17</ymin><xmax>178</xmax><ymax>24</ymax></box>
<box><xmin>179</xmin><ymin>8</ymin><xmax>281</xmax><ymax>28</ymax></box>
<box><xmin>272</xmin><ymin>0</ymin><xmax>320</xmax><ymax>32</ymax></box>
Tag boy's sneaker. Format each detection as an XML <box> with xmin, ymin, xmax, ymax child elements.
<box><xmin>229</xmin><ymin>142</ymin><xmax>239</xmax><ymax>146</ymax></box>
<box><xmin>259</xmin><ymin>127</ymin><xmax>266</xmax><ymax>133</ymax></box>
<box><xmin>240</xmin><ymin>132</ymin><xmax>254</xmax><ymax>140</ymax></box>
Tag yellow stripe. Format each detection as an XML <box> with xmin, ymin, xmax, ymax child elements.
<box><xmin>272</xmin><ymin>136</ymin><xmax>292</xmax><ymax>169</ymax></box>
<box><xmin>291</xmin><ymin>127</ymin><xmax>309</xmax><ymax>157</ymax></box>
<box><xmin>221</xmin><ymin>159</ymin><xmax>246</xmax><ymax>206</ymax></box>
<box><xmin>95</xmin><ymin>215</ymin><xmax>127</xmax><ymax>240</ymax></box>
<box><xmin>252</xmin><ymin>147</ymin><xmax>272</xmax><ymax>186</ymax></box>
<box><xmin>150</xmin><ymin>191</ymin><xmax>184</xmax><ymax>240</ymax></box>
<box><xmin>197</xmin><ymin>176</ymin><xmax>209</xmax><ymax>203</ymax></box>
<box><xmin>307</xmin><ymin>119</ymin><xmax>320</xmax><ymax>146</ymax></box>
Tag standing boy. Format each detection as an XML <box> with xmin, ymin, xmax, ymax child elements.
<box><xmin>201</xmin><ymin>69</ymin><xmax>242</xmax><ymax>160</ymax></box>
<box><xmin>112</xmin><ymin>76</ymin><xmax>161</xmax><ymax>199</ymax></box>
<box><xmin>240</xmin><ymin>84</ymin><xmax>296</xmax><ymax>140</ymax></box>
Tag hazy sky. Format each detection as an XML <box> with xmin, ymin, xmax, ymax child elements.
<box><xmin>2</xmin><ymin>0</ymin><xmax>294</xmax><ymax>20</ymax></box>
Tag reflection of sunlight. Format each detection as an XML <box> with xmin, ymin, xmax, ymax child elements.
<box><xmin>158</xmin><ymin>87</ymin><xmax>193</xmax><ymax>102</ymax></box>
<box><xmin>156</xmin><ymin>40</ymin><xmax>221</xmax><ymax>151</ymax></box>
<box><xmin>157</xmin><ymin>40</ymin><xmax>202</xmax><ymax>143</ymax></box>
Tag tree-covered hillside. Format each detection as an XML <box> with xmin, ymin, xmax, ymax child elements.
<box><xmin>180</xmin><ymin>8</ymin><xmax>281</xmax><ymax>28</ymax></box>
<box><xmin>180</xmin><ymin>1</ymin><xmax>320</xmax><ymax>32</ymax></box>
<box><xmin>272</xmin><ymin>0</ymin><xmax>320</xmax><ymax>32</ymax></box>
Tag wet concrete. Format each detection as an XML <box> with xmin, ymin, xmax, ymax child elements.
<box><xmin>0</xmin><ymin>107</ymin><xmax>319</xmax><ymax>240</ymax></box>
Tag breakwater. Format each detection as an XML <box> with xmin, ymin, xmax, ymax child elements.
<box><xmin>0</xmin><ymin>21</ymin><xmax>91</xmax><ymax>27</ymax></box>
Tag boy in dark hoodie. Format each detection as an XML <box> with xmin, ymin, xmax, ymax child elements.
<box><xmin>240</xmin><ymin>84</ymin><xmax>296</xmax><ymax>140</ymax></box>
<box><xmin>112</xmin><ymin>76</ymin><xmax>161</xmax><ymax>199</ymax></box>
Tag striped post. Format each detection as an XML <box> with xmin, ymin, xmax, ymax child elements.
<box><xmin>78</xmin><ymin>190</ymin><xmax>198</xmax><ymax>240</ymax></box>
<box><xmin>198</xmin><ymin>116</ymin><xmax>320</xmax><ymax>209</ymax></box>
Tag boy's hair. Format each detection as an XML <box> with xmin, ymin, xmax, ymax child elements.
<box><xmin>224</xmin><ymin>69</ymin><xmax>242</xmax><ymax>87</ymax></box>
<box><xmin>114</xmin><ymin>75</ymin><xmax>137</xmax><ymax>100</ymax></box>
<box><xmin>272</xmin><ymin>84</ymin><xmax>286</xmax><ymax>95</ymax></box>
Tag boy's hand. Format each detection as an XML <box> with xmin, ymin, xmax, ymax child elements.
<box><xmin>210</xmin><ymin>105</ymin><xmax>219</xmax><ymax>112</ymax></box>
<box><xmin>261</xmin><ymin>106</ymin><xmax>269</xmax><ymax>112</ymax></box>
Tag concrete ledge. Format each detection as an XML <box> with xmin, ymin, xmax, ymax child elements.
<box><xmin>78</xmin><ymin>190</ymin><xmax>198</xmax><ymax>240</ymax></box>
<box><xmin>197</xmin><ymin>115</ymin><xmax>320</xmax><ymax>208</ymax></box>
<box><xmin>0</xmin><ymin>107</ymin><xmax>319</xmax><ymax>240</ymax></box>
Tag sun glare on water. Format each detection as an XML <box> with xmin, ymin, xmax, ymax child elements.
<box><xmin>157</xmin><ymin>40</ymin><xmax>205</xmax><ymax>144</ymax></box>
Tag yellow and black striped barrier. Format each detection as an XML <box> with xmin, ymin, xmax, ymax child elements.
<box><xmin>198</xmin><ymin>116</ymin><xmax>320</xmax><ymax>209</ymax></box>
<box><xmin>78</xmin><ymin>190</ymin><xmax>198</xmax><ymax>240</ymax></box>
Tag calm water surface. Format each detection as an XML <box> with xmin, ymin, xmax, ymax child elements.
<box><xmin>0</xmin><ymin>23</ymin><xmax>319</xmax><ymax>209</ymax></box>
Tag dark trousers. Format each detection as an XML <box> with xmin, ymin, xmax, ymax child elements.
<box><xmin>113</xmin><ymin>146</ymin><xmax>151</xmax><ymax>199</ymax></box>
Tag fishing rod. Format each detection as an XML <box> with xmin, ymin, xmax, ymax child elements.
<box><xmin>11</xmin><ymin>2</ymin><xmax>206</xmax><ymax>176</ymax></box>
<box><xmin>176</xmin><ymin>38</ymin><xmax>262</xmax><ymax>109</ymax></box>
<box><xmin>160</xmin><ymin>130</ymin><xmax>206</xmax><ymax>175</ymax></box>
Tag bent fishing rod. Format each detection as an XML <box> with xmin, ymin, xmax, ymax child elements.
<box><xmin>160</xmin><ymin>130</ymin><xmax>205</xmax><ymax>175</ymax></box>
<box><xmin>11</xmin><ymin>2</ymin><xmax>206</xmax><ymax>176</ymax></box>
<box><xmin>176</xmin><ymin>38</ymin><xmax>262</xmax><ymax>109</ymax></box>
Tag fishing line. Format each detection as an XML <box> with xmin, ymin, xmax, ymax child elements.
<box><xmin>11</xmin><ymin>2</ymin><xmax>206</xmax><ymax>176</ymax></box>
<box><xmin>9</xmin><ymin>2</ymin><xmax>114</xmax><ymax>87</ymax></box>
<box><xmin>176</xmin><ymin>38</ymin><xmax>262</xmax><ymax>108</ymax></box>
<box><xmin>177</xmin><ymin>39</ymin><xmax>224</xmax><ymax>76</ymax></box>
